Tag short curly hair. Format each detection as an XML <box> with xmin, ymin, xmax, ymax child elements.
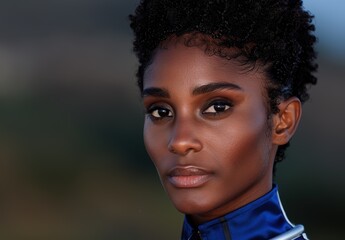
<box><xmin>129</xmin><ymin>0</ymin><xmax>318</xmax><ymax>169</ymax></box>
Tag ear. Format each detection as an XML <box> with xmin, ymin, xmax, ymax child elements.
<box><xmin>272</xmin><ymin>97</ymin><xmax>302</xmax><ymax>145</ymax></box>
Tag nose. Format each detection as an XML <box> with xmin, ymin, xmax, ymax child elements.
<box><xmin>167</xmin><ymin>117</ymin><xmax>202</xmax><ymax>156</ymax></box>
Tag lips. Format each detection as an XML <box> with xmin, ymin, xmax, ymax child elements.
<box><xmin>168</xmin><ymin>167</ymin><xmax>213</xmax><ymax>188</ymax></box>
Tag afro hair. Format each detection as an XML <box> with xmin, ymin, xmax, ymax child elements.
<box><xmin>129</xmin><ymin>0</ymin><xmax>318</xmax><ymax>168</ymax></box>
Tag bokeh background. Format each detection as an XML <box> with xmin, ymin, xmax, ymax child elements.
<box><xmin>0</xmin><ymin>0</ymin><xmax>344</xmax><ymax>239</ymax></box>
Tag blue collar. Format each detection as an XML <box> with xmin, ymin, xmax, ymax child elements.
<box><xmin>181</xmin><ymin>185</ymin><xmax>307</xmax><ymax>240</ymax></box>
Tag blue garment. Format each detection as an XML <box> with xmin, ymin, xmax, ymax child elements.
<box><xmin>181</xmin><ymin>185</ymin><xmax>308</xmax><ymax>240</ymax></box>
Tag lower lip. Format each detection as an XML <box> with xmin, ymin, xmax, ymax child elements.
<box><xmin>168</xmin><ymin>175</ymin><xmax>211</xmax><ymax>188</ymax></box>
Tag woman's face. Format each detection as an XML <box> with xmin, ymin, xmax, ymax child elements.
<box><xmin>142</xmin><ymin>42</ymin><xmax>277</xmax><ymax>224</ymax></box>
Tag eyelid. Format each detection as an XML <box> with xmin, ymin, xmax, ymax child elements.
<box><xmin>145</xmin><ymin>103</ymin><xmax>174</xmax><ymax>121</ymax></box>
<box><xmin>203</xmin><ymin>98</ymin><xmax>233</xmax><ymax>108</ymax></box>
<box><xmin>146</xmin><ymin>102</ymin><xmax>172</xmax><ymax>112</ymax></box>
<box><xmin>202</xmin><ymin>98</ymin><xmax>234</xmax><ymax>115</ymax></box>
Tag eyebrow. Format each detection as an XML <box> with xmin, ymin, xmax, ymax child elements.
<box><xmin>142</xmin><ymin>82</ymin><xmax>242</xmax><ymax>98</ymax></box>
<box><xmin>192</xmin><ymin>82</ymin><xmax>243</xmax><ymax>95</ymax></box>
<box><xmin>142</xmin><ymin>87</ymin><xmax>170</xmax><ymax>98</ymax></box>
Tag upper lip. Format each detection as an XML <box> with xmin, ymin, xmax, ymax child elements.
<box><xmin>168</xmin><ymin>166</ymin><xmax>212</xmax><ymax>177</ymax></box>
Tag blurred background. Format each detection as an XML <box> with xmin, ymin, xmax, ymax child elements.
<box><xmin>0</xmin><ymin>0</ymin><xmax>344</xmax><ymax>239</ymax></box>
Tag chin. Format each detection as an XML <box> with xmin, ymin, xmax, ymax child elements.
<box><xmin>171</xmin><ymin>194</ymin><xmax>216</xmax><ymax>216</ymax></box>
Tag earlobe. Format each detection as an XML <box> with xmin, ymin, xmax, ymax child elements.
<box><xmin>272</xmin><ymin>97</ymin><xmax>302</xmax><ymax>145</ymax></box>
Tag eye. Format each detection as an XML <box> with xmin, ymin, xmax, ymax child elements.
<box><xmin>203</xmin><ymin>100</ymin><xmax>232</xmax><ymax>115</ymax></box>
<box><xmin>146</xmin><ymin>105</ymin><xmax>173</xmax><ymax>120</ymax></box>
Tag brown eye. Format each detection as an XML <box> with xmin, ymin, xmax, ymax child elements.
<box><xmin>147</xmin><ymin>106</ymin><xmax>173</xmax><ymax>120</ymax></box>
<box><xmin>203</xmin><ymin>100</ymin><xmax>232</xmax><ymax>114</ymax></box>
<box><xmin>152</xmin><ymin>108</ymin><xmax>172</xmax><ymax>118</ymax></box>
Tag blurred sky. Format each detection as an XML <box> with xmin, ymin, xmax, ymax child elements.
<box><xmin>303</xmin><ymin>0</ymin><xmax>345</xmax><ymax>60</ymax></box>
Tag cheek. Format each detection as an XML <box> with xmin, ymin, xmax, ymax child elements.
<box><xmin>143</xmin><ymin>121</ymin><xmax>166</xmax><ymax>167</ymax></box>
<box><xmin>208</xmin><ymin>113</ymin><xmax>271</xmax><ymax>169</ymax></box>
<box><xmin>235</xmin><ymin>121</ymin><xmax>271</xmax><ymax>173</ymax></box>
<box><xmin>235</xmin><ymin>103</ymin><xmax>271</xmax><ymax>153</ymax></box>
<box><xmin>143</xmin><ymin>122</ymin><xmax>155</xmax><ymax>158</ymax></box>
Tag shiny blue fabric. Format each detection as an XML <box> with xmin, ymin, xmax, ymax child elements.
<box><xmin>181</xmin><ymin>185</ymin><xmax>308</xmax><ymax>240</ymax></box>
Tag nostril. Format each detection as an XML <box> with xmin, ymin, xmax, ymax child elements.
<box><xmin>168</xmin><ymin>139</ymin><xmax>202</xmax><ymax>156</ymax></box>
<box><xmin>167</xmin><ymin>120</ymin><xmax>203</xmax><ymax>155</ymax></box>
<box><xmin>168</xmin><ymin>145</ymin><xmax>177</xmax><ymax>154</ymax></box>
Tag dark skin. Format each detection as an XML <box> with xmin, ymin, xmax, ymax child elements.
<box><xmin>142</xmin><ymin>38</ymin><xmax>302</xmax><ymax>225</ymax></box>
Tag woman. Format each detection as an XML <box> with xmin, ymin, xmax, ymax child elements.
<box><xmin>130</xmin><ymin>0</ymin><xmax>317</xmax><ymax>239</ymax></box>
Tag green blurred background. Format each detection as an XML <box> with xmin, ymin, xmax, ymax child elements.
<box><xmin>0</xmin><ymin>0</ymin><xmax>344</xmax><ymax>239</ymax></box>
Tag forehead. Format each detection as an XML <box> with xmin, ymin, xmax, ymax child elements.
<box><xmin>143</xmin><ymin>41</ymin><xmax>268</xmax><ymax>94</ymax></box>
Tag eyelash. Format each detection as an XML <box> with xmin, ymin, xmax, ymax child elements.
<box><xmin>146</xmin><ymin>105</ymin><xmax>173</xmax><ymax>121</ymax></box>
<box><xmin>145</xmin><ymin>99</ymin><xmax>233</xmax><ymax>121</ymax></box>
<box><xmin>203</xmin><ymin>99</ymin><xmax>233</xmax><ymax>113</ymax></box>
